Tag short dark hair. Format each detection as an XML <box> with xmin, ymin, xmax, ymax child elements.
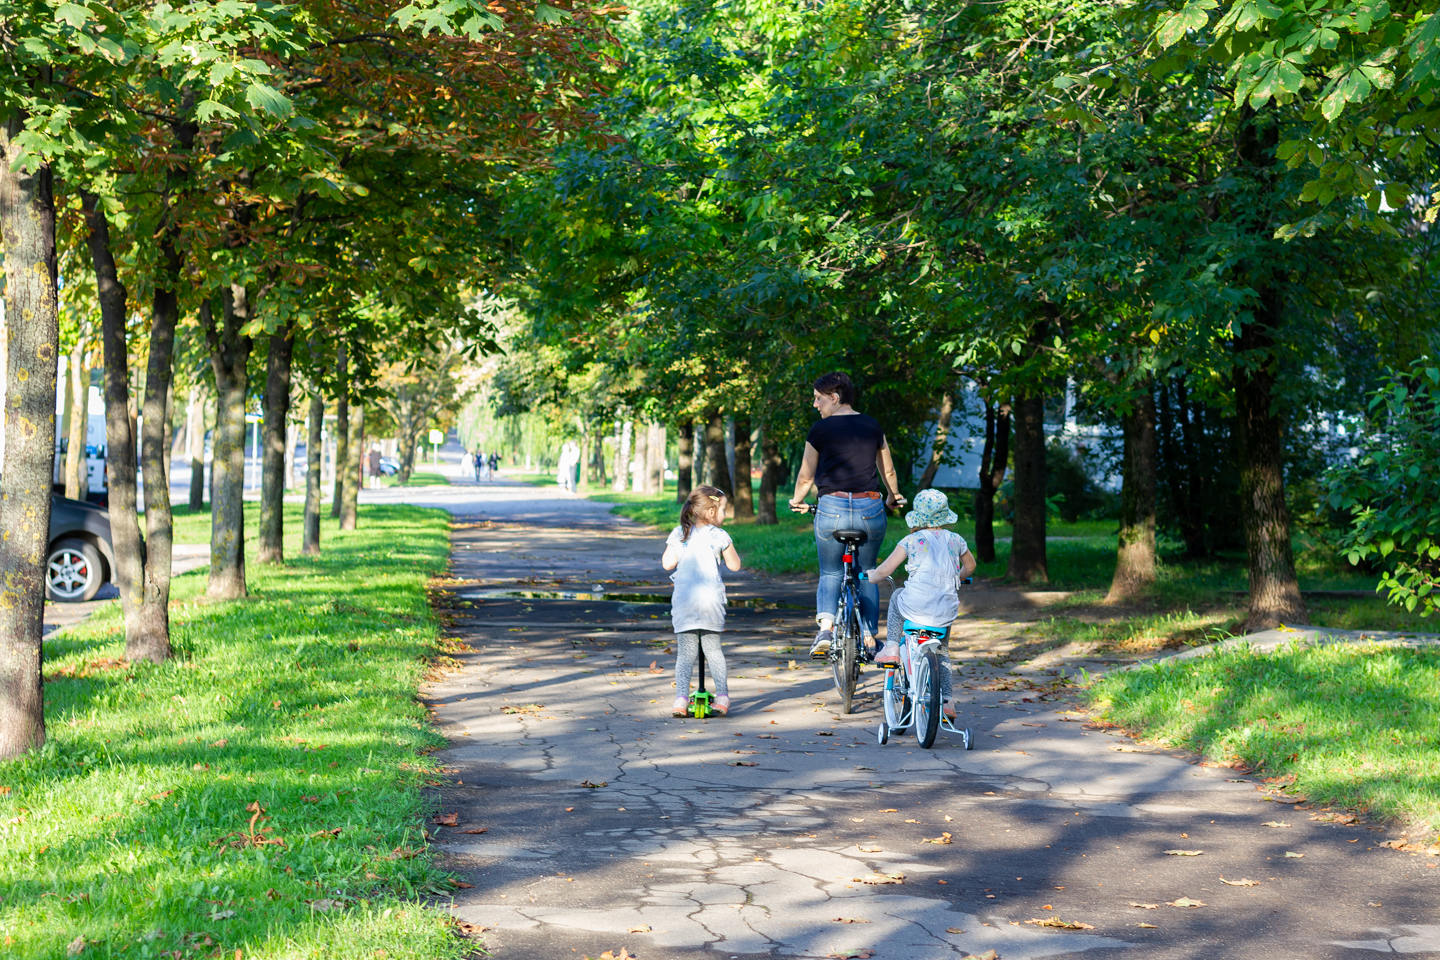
<box><xmin>813</xmin><ymin>372</ymin><xmax>855</xmax><ymax>405</ymax></box>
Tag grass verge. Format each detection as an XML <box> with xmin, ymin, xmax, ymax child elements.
<box><xmin>1084</xmin><ymin>642</ymin><xmax>1440</xmax><ymax>839</ymax></box>
<box><xmin>0</xmin><ymin>503</ymin><xmax>464</xmax><ymax>960</ymax></box>
<box><xmin>382</xmin><ymin>470</ymin><xmax>450</xmax><ymax>487</ymax></box>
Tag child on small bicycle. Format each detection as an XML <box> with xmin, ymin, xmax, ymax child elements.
<box><xmin>864</xmin><ymin>488</ymin><xmax>976</xmax><ymax>719</ymax></box>
<box><xmin>662</xmin><ymin>485</ymin><xmax>743</xmax><ymax>716</ymax></box>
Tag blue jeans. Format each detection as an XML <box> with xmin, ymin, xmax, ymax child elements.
<box><xmin>814</xmin><ymin>494</ymin><xmax>887</xmax><ymax>637</ymax></box>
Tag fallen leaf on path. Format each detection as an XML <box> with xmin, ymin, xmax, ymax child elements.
<box><xmin>627</xmin><ymin>924</ymin><xmax>652</xmax><ymax>933</ymax></box>
<box><xmin>825</xmin><ymin>951</ymin><xmax>873</xmax><ymax>959</ymax></box>
<box><xmin>501</xmin><ymin>704</ymin><xmax>545</xmax><ymax>715</ymax></box>
<box><xmin>1262</xmin><ymin>821</ymin><xmax>1290</xmax><ymax>828</ymax></box>
<box><xmin>433</xmin><ymin>813</ymin><xmax>459</xmax><ymax>827</ymax></box>
<box><xmin>730</xmin><ymin>761</ymin><xmax>758</xmax><ymax>767</ymax></box>
<box><xmin>1164</xmin><ymin>849</ymin><xmax>1203</xmax><ymax>856</ymax></box>
<box><xmin>960</xmin><ymin>952</ymin><xmax>997</xmax><ymax>960</ymax></box>
<box><xmin>857</xmin><ymin>845</ymin><xmax>882</xmax><ymax>853</ymax></box>
<box><xmin>1311</xmin><ymin>812</ymin><xmax>1358</xmax><ymax>824</ymax></box>
<box><xmin>831</xmin><ymin>917</ymin><xmax>870</xmax><ymax>924</ymax></box>
<box><xmin>452</xmin><ymin>880</ymin><xmax>474</xmax><ymax>888</ymax></box>
<box><xmin>580</xmin><ymin>780</ymin><xmax>607</xmax><ymax>788</ymax></box>
<box><xmin>853</xmin><ymin>873</ymin><xmax>905</xmax><ymax>885</ymax></box>
<box><xmin>1167</xmin><ymin>897</ymin><xmax>1205</xmax><ymax>908</ymax></box>
<box><xmin>647</xmin><ymin>661</ymin><xmax>663</xmax><ymax>674</ymax></box>
<box><xmin>1137</xmin><ymin>922</ymin><xmax>1158</xmax><ymax>929</ymax></box>
<box><xmin>592</xmin><ymin>950</ymin><xmax>637</xmax><ymax>960</ymax></box>
<box><xmin>923</xmin><ymin>832</ymin><xmax>953</xmax><ymax>845</ymax></box>
<box><xmin>1026</xmin><ymin>917</ymin><xmax>1094</xmax><ymax>930</ymax></box>
<box><xmin>1369</xmin><ymin>901</ymin><xmax>1383</xmax><ymax>907</ymax></box>
<box><xmin>945</xmin><ymin>927</ymin><xmax>966</xmax><ymax>934</ymax></box>
<box><xmin>462</xmin><ymin>828</ymin><xmax>488</xmax><ymax>834</ymax></box>
<box><xmin>1283</xmin><ymin>851</ymin><xmax>1304</xmax><ymax>858</ymax></box>
<box><xmin>1219</xmin><ymin>877</ymin><xmax>1259</xmax><ymax>887</ymax></box>
<box><xmin>879</xmin><ymin>808</ymin><xmax>898</xmax><ymax>813</ymax></box>
<box><xmin>816</xmin><ymin>731</ymin><xmax>835</xmax><ymax>736</ymax></box>
<box><xmin>1130</xmin><ymin>903</ymin><xmax>1159</xmax><ymax>910</ymax></box>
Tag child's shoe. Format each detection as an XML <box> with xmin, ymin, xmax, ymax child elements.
<box><xmin>713</xmin><ymin>695</ymin><xmax>730</xmax><ymax>716</ymax></box>
<box><xmin>874</xmin><ymin>640</ymin><xmax>901</xmax><ymax>665</ymax></box>
<box><xmin>672</xmin><ymin>697</ymin><xmax>689</xmax><ymax>717</ymax></box>
<box><xmin>942</xmin><ymin>699</ymin><xmax>957</xmax><ymax>721</ymax></box>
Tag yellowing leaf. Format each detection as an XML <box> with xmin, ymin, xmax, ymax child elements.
<box><xmin>1220</xmin><ymin>877</ymin><xmax>1259</xmax><ymax>887</ymax></box>
<box><xmin>1168</xmin><ymin>897</ymin><xmax>1205</xmax><ymax>908</ymax></box>
<box><xmin>1026</xmin><ymin>917</ymin><xmax>1094</xmax><ymax>930</ymax></box>
<box><xmin>1164</xmin><ymin>849</ymin><xmax>1203</xmax><ymax>856</ymax></box>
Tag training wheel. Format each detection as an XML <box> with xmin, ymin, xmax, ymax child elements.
<box><xmin>877</xmin><ymin>722</ymin><xmax>889</xmax><ymax>745</ymax></box>
<box><xmin>960</xmin><ymin>727</ymin><xmax>973</xmax><ymax>750</ymax></box>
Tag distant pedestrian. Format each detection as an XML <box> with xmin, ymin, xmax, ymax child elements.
<box><xmin>472</xmin><ymin>450</ymin><xmax>483</xmax><ymax>483</ymax></box>
<box><xmin>661</xmin><ymin>485</ymin><xmax>742</xmax><ymax>716</ymax></box>
<box><xmin>366</xmin><ymin>446</ymin><xmax>382</xmax><ymax>489</ymax></box>
<box><xmin>557</xmin><ymin>440</ymin><xmax>579</xmax><ymax>493</ymax></box>
<box><xmin>487</xmin><ymin>451</ymin><xmax>500</xmax><ymax>480</ymax></box>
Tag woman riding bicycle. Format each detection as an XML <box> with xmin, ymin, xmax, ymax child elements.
<box><xmin>788</xmin><ymin>372</ymin><xmax>906</xmax><ymax>659</ymax></box>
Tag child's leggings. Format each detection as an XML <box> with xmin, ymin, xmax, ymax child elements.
<box><xmin>886</xmin><ymin>602</ymin><xmax>953</xmax><ymax>701</ymax></box>
<box><xmin>674</xmin><ymin>630</ymin><xmax>728</xmax><ymax>697</ymax></box>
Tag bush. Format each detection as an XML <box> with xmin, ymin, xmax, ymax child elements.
<box><xmin>1325</xmin><ymin>361</ymin><xmax>1440</xmax><ymax>617</ymax></box>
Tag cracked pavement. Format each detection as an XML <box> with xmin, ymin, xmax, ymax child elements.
<box><xmin>414</xmin><ymin>479</ymin><xmax>1440</xmax><ymax>960</ymax></box>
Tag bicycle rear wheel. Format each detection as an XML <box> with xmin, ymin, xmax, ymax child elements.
<box><xmin>913</xmin><ymin>649</ymin><xmax>942</xmax><ymax>748</ymax></box>
<box><xmin>831</xmin><ymin>595</ymin><xmax>859</xmax><ymax>714</ymax></box>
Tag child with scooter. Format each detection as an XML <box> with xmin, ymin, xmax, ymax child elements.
<box><xmin>661</xmin><ymin>485</ymin><xmax>742</xmax><ymax>717</ymax></box>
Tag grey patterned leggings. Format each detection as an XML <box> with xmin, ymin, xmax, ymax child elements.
<box><xmin>675</xmin><ymin>631</ymin><xmax>728</xmax><ymax>697</ymax></box>
<box><xmin>886</xmin><ymin>601</ymin><xmax>954</xmax><ymax>701</ymax></box>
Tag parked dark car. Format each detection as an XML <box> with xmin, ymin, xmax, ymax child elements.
<box><xmin>47</xmin><ymin>494</ymin><xmax>116</xmax><ymax>602</ymax></box>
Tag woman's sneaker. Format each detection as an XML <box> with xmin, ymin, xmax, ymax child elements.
<box><xmin>809</xmin><ymin>628</ymin><xmax>834</xmax><ymax>658</ymax></box>
<box><xmin>874</xmin><ymin>641</ymin><xmax>901</xmax><ymax>665</ymax></box>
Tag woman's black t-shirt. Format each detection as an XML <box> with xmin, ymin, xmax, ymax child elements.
<box><xmin>807</xmin><ymin>413</ymin><xmax>885</xmax><ymax>496</ymax></box>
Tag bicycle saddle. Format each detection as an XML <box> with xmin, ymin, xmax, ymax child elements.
<box><xmin>831</xmin><ymin>528</ymin><xmax>868</xmax><ymax>545</ymax></box>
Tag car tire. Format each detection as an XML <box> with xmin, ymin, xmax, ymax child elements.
<box><xmin>46</xmin><ymin>537</ymin><xmax>104</xmax><ymax>602</ymax></box>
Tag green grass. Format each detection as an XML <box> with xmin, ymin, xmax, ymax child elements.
<box><xmin>382</xmin><ymin>470</ymin><xmax>449</xmax><ymax>487</ymax></box>
<box><xmin>1085</xmin><ymin>643</ymin><xmax>1440</xmax><ymax>837</ymax></box>
<box><xmin>0</xmin><ymin>503</ymin><xmax>465</xmax><ymax>960</ymax></box>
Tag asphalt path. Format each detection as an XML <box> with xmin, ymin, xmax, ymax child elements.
<box><xmin>410</xmin><ymin>479</ymin><xmax>1439</xmax><ymax>959</ymax></box>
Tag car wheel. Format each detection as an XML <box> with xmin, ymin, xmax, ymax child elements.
<box><xmin>46</xmin><ymin>537</ymin><xmax>104</xmax><ymax>602</ymax></box>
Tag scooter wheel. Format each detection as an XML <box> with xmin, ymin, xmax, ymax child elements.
<box><xmin>877</xmin><ymin>723</ymin><xmax>889</xmax><ymax>745</ymax></box>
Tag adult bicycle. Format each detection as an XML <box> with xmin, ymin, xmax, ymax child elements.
<box><xmin>792</xmin><ymin>502</ymin><xmax>871</xmax><ymax>714</ymax></box>
<box><xmin>871</xmin><ymin>574</ymin><xmax>975</xmax><ymax>750</ymax></box>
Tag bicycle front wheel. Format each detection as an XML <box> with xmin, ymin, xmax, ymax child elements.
<box><xmin>913</xmin><ymin>648</ymin><xmax>942</xmax><ymax>748</ymax></box>
<box><xmin>832</xmin><ymin>598</ymin><xmax>859</xmax><ymax>714</ymax></box>
<box><xmin>882</xmin><ymin>665</ymin><xmax>909</xmax><ymax>732</ymax></box>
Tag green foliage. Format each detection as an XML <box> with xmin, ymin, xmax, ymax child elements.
<box><xmin>1327</xmin><ymin>360</ymin><xmax>1440</xmax><ymax>617</ymax></box>
<box><xmin>0</xmin><ymin>505</ymin><xmax>465</xmax><ymax>959</ymax></box>
<box><xmin>1087</xmin><ymin>643</ymin><xmax>1440</xmax><ymax>835</ymax></box>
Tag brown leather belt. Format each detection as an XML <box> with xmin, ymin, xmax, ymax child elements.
<box><xmin>824</xmin><ymin>491</ymin><xmax>882</xmax><ymax>500</ymax></box>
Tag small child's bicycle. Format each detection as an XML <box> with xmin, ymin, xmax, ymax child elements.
<box><xmin>872</xmin><ymin>576</ymin><xmax>975</xmax><ymax>750</ymax></box>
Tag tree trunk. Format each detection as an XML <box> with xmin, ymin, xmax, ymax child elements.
<box><xmin>1235</xmin><ymin>313</ymin><xmax>1307</xmax><ymax>630</ymax></box>
<box><xmin>1105</xmin><ymin>385</ymin><xmax>1158</xmax><ymax>603</ymax></box>
<box><xmin>132</xmin><ymin>235</ymin><xmax>182</xmax><ymax>659</ymax></box>
<box><xmin>341</xmin><ymin>403</ymin><xmax>362</xmax><ymax>531</ymax></box>
<box><xmin>613</xmin><ymin>418</ymin><xmax>632</xmax><ymax>492</ymax></box>
<box><xmin>646</xmin><ymin>423</ymin><xmax>665</xmax><ymax>493</ymax></box>
<box><xmin>188</xmin><ymin>386</ymin><xmax>206</xmax><ymax>510</ymax></box>
<box><xmin>631</xmin><ymin>421</ymin><xmax>648</xmax><ymax>493</ymax></box>
<box><xmin>756</xmin><ymin>427</ymin><xmax>782</xmax><ymax>525</ymax></box>
<box><xmin>332</xmin><ymin>352</ymin><xmax>350</xmax><ymax>515</ymax></box>
<box><xmin>703</xmin><ymin>409</ymin><xmax>733</xmax><ymax>497</ymax></box>
<box><xmin>64</xmin><ymin>343</ymin><xmax>90</xmax><ymax>499</ymax></box>
<box><xmin>258</xmin><ymin>322</ymin><xmax>294</xmax><ymax>564</ymax></box>
<box><xmin>1007</xmin><ymin>391</ymin><xmax>1048</xmax><ymax>582</ymax></box>
<box><xmin>1175</xmin><ymin>379</ymin><xmax>1211</xmax><ymax>557</ymax></box>
<box><xmin>732</xmin><ymin>415</ymin><xmax>755</xmax><ymax>518</ymax></box>
<box><xmin>204</xmin><ymin>286</ymin><xmax>252</xmax><ymax>601</ymax></box>
<box><xmin>0</xmin><ymin>119</ymin><xmax>57</xmax><ymax>758</ymax></box>
<box><xmin>916</xmin><ymin>388</ymin><xmax>956</xmax><ymax>489</ymax></box>
<box><xmin>303</xmin><ymin>391</ymin><xmax>323</xmax><ymax>556</ymax></box>
<box><xmin>974</xmin><ymin>401</ymin><xmax>1010</xmax><ymax>564</ymax></box>
<box><xmin>1234</xmin><ymin>107</ymin><xmax>1306</xmax><ymax>631</ymax></box>
<box><xmin>676</xmin><ymin>421</ymin><xmax>694</xmax><ymax>502</ymax></box>
<box><xmin>85</xmin><ymin>191</ymin><xmax>147</xmax><ymax>651</ymax></box>
<box><xmin>285</xmin><ymin>421</ymin><xmax>298</xmax><ymax>491</ymax></box>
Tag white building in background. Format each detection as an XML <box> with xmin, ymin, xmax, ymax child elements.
<box><xmin>913</xmin><ymin>379</ymin><xmax>1122</xmax><ymax>492</ymax></box>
